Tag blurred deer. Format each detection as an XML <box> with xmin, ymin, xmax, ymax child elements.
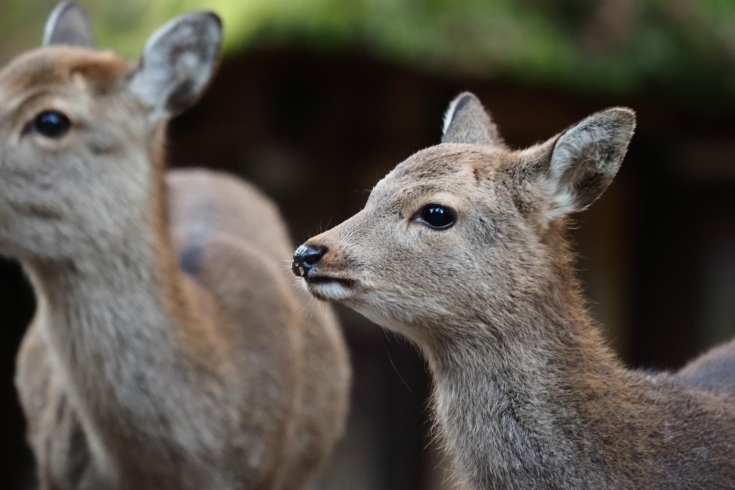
<box><xmin>294</xmin><ymin>92</ymin><xmax>735</xmax><ymax>489</ymax></box>
<box><xmin>8</xmin><ymin>3</ymin><xmax>350</xmax><ymax>489</ymax></box>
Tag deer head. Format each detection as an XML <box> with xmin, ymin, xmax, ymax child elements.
<box><xmin>0</xmin><ymin>2</ymin><xmax>221</xmax><ymax>260</ymax></box>
<box><xmin>294</xmin><ymin>92</ymin><xmax>635</xmax><ymax>346</ymax></box>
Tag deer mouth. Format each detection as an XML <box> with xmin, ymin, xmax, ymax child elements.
<box><xmin>305</xmin><ymin>275</ymin><xmax>355</xmax><ymax>287</ymax></box>
<box><xmin>303</xmin><ymin>274</ymin><xmax>356</xmax><ymax>301</ymax></box>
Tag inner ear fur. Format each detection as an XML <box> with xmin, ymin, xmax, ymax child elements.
<box><xmin>442</xmin><ymin>92</ymin><xmax>505</xmax><ymax>148</ymax></box>
<box><xmin>127</xmin><ymin>11</ymin><xmax>222</xmax><ymax>122</ymax></box>
<box><xmin>517</xmin><ymin>107</ymin><xmax>636</xmax><ymax>222</ymax></box>
<box><xmin>43</xmin><ymin>2</ymin><xmax>95</xmax><ymax>49</ymax></box>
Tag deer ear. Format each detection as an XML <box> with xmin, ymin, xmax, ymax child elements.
<box><xmin>127</xmin><ymin>12</ymin><xmax>222</xmax><ymax>122</ymax></box>
<box><xmin>523</xmin><ymin>108</ymin><xmax>635</xmax><ymax>222</ymax></box>
<box><xmin>43</xmin><ymin>2</ymin><xmax>95</xmax><ymax>48</ymax></box>
<box><xmin>441</xmin><ymin>92</ymin><xmax>504</xmax><ymax>147</ymax></box>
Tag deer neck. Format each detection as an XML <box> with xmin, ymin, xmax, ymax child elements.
<box><xmin>20</xmin><ymin>134</ymin><xmax>222</xmax><ymax>465</ymax></box>
<box><xmin>421</xmin><ymin>234</ymin><xmax>630</xmax><ymax>489</ymax></box>
<box><xmin>25</xmin><ymin>206</ymin><xmax>195</xmax><ymax>364</ymax></box>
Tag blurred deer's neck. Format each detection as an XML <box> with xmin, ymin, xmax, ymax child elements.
<box><xmin>422</xmin><ymin>227</ymin><xmax>627</xmax><ymax>488</ymax></box>
<box><xmin>27</xmin><ymin>126</ymin><xmax>191</xmax><ymax>339</ymax></box>
<box><xmin>22</xmin><ymin>135</ymin><xmax>219</xmax><ymax>449</ymax></box>
<box><xmin>27</xmin><ymin>201</ymin><xmax>192</xmax><ymax>343</ymax></box>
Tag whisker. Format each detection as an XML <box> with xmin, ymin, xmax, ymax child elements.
<box><xmin>385</xmin><ymin>345</ymin><xmax>413</xmax><ymax>394</ymax></box>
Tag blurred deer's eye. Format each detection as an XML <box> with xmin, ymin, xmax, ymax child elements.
<box><xmin>27</xmin><ymin>110</ymin><xmax>71</xmax><ymax>138</ymax></box>
<box><xmin>419</xmin><ymin>204</ymin><xmax>455</xmax><ymax>229</ymax></box>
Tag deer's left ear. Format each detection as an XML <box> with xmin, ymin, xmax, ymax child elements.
<box><xmin>127</xmin><ymin>11</ymin><xmax>222</xmax><ymax>122</ymax></box>
<box><xmin>521</xmin><ymin>107</ymin><xmax>636</xmax><ymax>222</ymax></box>
<box><xmin>43</xmin><ymin>2</ymin><xmax>95</xmax><ymax>48</ymax></box>
<box><xmin>442</xmin><ymin>92</ymin><xmax>505</xmax><ymax>147</ymax></box>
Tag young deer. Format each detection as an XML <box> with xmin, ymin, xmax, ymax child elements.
<box><xmin>294</xmin><ymin>92</ymin><xmax>735</xmax><ymax>489</ymax></box>
<box><xmin>7</xmin><ymin>3</ymin><xmax>350</xmax><ymax>489</ymax></box>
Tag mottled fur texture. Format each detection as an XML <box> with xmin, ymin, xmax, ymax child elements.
<box><xmin>295</xmin><ymin>92</ymin><xmax>735</xmax><ymax>489</ymax></box>
<box><xmin>6</xmin><ymin>4</ymin><xmax>350</xmax><ymax>489</ymax></box>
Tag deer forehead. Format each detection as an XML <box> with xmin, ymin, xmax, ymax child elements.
<box><xmin>0</xmin><ymin>47</ymin><xmax>130</xmax><ymax>105</ymax></box>
<box><xmin>372</xmin><ymin>144</ymin><xmax>513</xmax><ymax>205</ymax></box>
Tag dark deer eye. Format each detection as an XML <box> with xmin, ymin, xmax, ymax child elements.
<box><xmin>27</xmin><ymin>110</ymin><xmax>71</xmax><ymax>138</ymax></box>
<box><xmin>419</xmin><ymin>204</ymin><xmax>455</xmax><ymax>229</ymax></box>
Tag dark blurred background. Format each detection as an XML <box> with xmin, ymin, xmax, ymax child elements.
<box><xmin>2</xmin><ymin>0</ymin><xmax>735</xmax><ymax>488</ymax></box>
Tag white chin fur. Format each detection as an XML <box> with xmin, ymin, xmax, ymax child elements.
<box><xmin>305</xmin><ymin>281</ymin><xmax>354</xmax><ymax>301</ymax></box>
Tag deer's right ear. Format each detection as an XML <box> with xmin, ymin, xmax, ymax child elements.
<box><xmin>520</xmin><ymin>107</ymin><xmax>636</xmax><ymax>223</ymax></box>
<box><xmin>43</xmin><ymin>2</ymin><xmax>95</xmax><ymax>48</ymax></box>
<box><xmin>127</xmin><ymin>12</ymin><xmax>222</xmax><ymax>122</ymax></box>
<box><xmin>442</xmin><ymin>92</ymin><xmax>504</xmax><ymax>147</ymax></box>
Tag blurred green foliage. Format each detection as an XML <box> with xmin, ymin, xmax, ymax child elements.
<box><xmin>1</xmin><ymin>0</ymin><xmax>735</xmax><ymax>104</ymax></box>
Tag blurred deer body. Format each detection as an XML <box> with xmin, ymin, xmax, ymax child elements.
<box><xmin>8</xmin><ymin>4</ymin><xmax>349</xmax><ymax>489</ymax></box>
<box><xmin>294</xmin><ymin>92</ymin><xmax>735</xmax><ymax>489</ymax></box>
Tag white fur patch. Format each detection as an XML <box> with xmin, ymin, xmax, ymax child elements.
<box><xmin>442</xmin><ymin>96</ymin><xmax>463</xmax><ymax>135</ymax></box>
<box><xmin>307</xmin><ymin>280</ymin><xmax>354</xmax><ymax>301</ymax></box>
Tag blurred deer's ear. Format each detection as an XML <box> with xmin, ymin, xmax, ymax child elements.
<box><xmin>442</xmin><ymin>92</ymin><xmax>504</xmax><ymax>147</ymax></box>
<box><xmin>520</xmin><ymin>108</ymin><xmax>635</xmax><ymax>222</ymax></box>
<box><xmin>127</xmin><ymin>12</ymin><xmax>222</xmax><ymax>122</ymax></box>
<box><xmin>43</xmin><ymin>2</ymin><xmax>95</xmax><ymax>48</ymax></box>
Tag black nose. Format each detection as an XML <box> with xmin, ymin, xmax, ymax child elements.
<box><xmin>292</xmin><ymin>245</ymin><xmax>327</xmax><ymax>277</ymax></box>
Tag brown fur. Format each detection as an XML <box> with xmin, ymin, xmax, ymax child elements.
<box><xmin>7</xmin><ymin>5</ymin><xmax>349</xmax><ymax>490</ymax></box>
<box><xmin>295</xmin><ymin>92</ymin><xmax>735</xmax><ymax>489</ymax></box>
